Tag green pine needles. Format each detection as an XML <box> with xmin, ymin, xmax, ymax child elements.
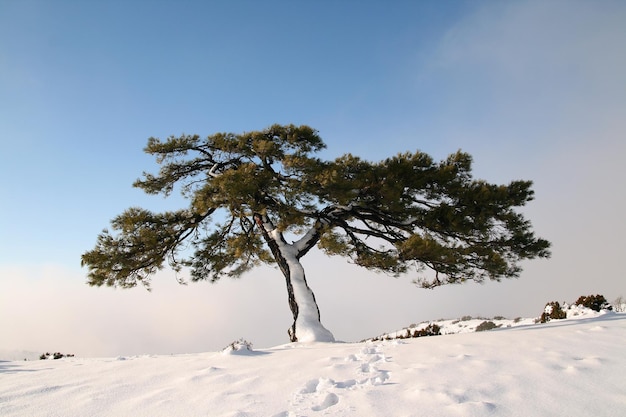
<box><xmin>82</xmin><ymin>124</ymin><xmax>551</xmax><ymax>290</ymax></box>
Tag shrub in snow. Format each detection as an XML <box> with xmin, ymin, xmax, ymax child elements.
<box><xmin>540</xmin><ymin>301</ymin><xmax>567</xmax><ymax>323</ymax></box>
<box><xmin>39</xmin><ymin>352</ymin><xmax>74</xmax><ymax>360</ymax></box>
<box><xmin>475</xmin><ymin>321</ymin><xmax>499</xmax><ymax>332</ymax></box>
<box><xmin>222</xmin><ymin>338</ymin><xmax>253</xmax><ymax>354</ymax></box>
<box><xmin>369</xmin><ymin>323</ymin><xmax>441</xmax><ymax>342</ymax></box>
<box><xmin>575</xmin><ymin>294</ymin><xmax>612</xmax><ymax>312</ymax></box>
<box><xmin>412</xmin><ymin>323</ymin><xmax>441</xmax><ymax>337</ymax></box>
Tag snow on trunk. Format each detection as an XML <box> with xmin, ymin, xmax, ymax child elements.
<box><xmin>270</xmin><ymin>230</ymin><xmax>335</xmax><ymax>343</ymax></box>
<box><xmin>254</xmin><ymin>213</ymin><xmax>335</xmax><ymax>343</ymax></box>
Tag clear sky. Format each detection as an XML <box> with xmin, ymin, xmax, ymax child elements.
<box><xmin>1</xmin><ymin>0</ymin><xmax>625</xmax><ymax>357</ymax></box>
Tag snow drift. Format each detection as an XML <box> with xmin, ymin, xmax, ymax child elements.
<box><xmin>1</xmin><ymin>310</ymin><xmax>624</xmax><ymax>417</ymax></box>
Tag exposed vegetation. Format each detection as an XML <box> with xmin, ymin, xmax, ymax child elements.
<box><xmin>575</xmin><ymin>294</ymin><xmax>611</xmax><ymax>312</ymax></box>
<box><xmin>475</xmin><ymin>321</ymin><xmax>500</xmax><ymax>332</ymax></box>
<box><xmin>539</xmin><ymin>294</ymin><xmax>614</xmax><ymax>323</ymax></box>
<box><xmin>222</xmin><ymin>338</ymin><xmax>254</xmax><ymax>354</ymax></box>
<box><xmin>540</xmin><ymin>301</ymin><xmax>567</xmax><ymax>323</ymax></box>
<box><xmin>369</xmin><ymin>323</ymin><xmax>442</xmax><ymax>342</ymax></box>
<box><xmin>40</xmin><ymin>352</ymin><xmax>74</xmax><ymax>360</ymax></box>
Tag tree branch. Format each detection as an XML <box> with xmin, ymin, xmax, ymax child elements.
<box><xmin>293</xmin><ymin>221</ymin><xmax>325</xmax><ymax>259</ymax></box>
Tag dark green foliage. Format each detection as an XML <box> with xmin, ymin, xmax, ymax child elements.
<box><xmin>412</xmin><ymin>323</ymin><xmax>441</xmax><ymax>337</ymax></box>
<box><xmin>82</xmin><ymin>124</ymin><xmax>550</xmax><ymax>290</ymax></box>
<box><xmin>540</xmin><ymin>301</ymin><xmax>567</xmax><ymax>323</ymax></box>
<box><xmin>476</xmin><ymin>321</ymin><xmax>499</xmax><ymax>332</ymax></box>
<box><xmin>370</xmin><ymin>323</ymin><xmax>441</xmax><ymax>341</ymax></box>
<box><xmin>40</xmin><ymin>352</ymin><xmax>74</xmax><ymax>360</ymax></box>
<box><xmin>575</xmin><ymin>294</ymin><xmax>611</xmax><ymax>312</ymax></box>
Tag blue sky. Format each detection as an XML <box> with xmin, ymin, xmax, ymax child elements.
<box><xmin>1</xmin><ymin>0</ymin><xmax>625</xmax><ymax>357</ymax></box>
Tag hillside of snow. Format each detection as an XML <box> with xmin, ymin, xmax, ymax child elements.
<box><xmin>1</xmin><ymin>310</ymin><xmax>624</xmax><ymax>417</ymax></box>
<box><xmin>366</xmin><ymin>302</ymin><xmax>605</xmax><ymax>341</ymax></box>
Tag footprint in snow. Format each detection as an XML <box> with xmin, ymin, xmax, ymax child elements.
<box><xmin>292</xmin><ymin>377</ymin><xmax>343</xmax><ymax>413</ymax></box>
<box><xmin>311</xmin><ymin>393</ymin><xmax>339</xmax><ymax>411</ymax></box>
<box><xmin>290</xmin><ymin>342</ymin><xmax>393</xmax><ymax>413</ymax></box>
<box><xmin>271</xmin><ymin>412</ymin><xmax>297</xmax><ymax>417</ymax></box>
<box><xmin>355</xmin><ymin>343</ymin><xmax>391</xmax><ymax>385</ymax></box>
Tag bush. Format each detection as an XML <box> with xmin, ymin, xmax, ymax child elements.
<box><xmin>369</xmin><ymin>323</ymin><xmax>442</xmax><ymax>342</ymax></box>
<box><xmin>540</xmin><ymin>301</ymin><xmax>567</xmax><ymax>323</ymax></box>
<box><xmin>412</xmin><ymin>323</ymin><xmax>441</xmax><ymax>337</ymax></box>
<box><xmin>222</xmin><ymin>338</ymin><xmax>253</xmax><ymax>354</ymax></box>
<box><xmin>575</xmin><ymin>294</ymin><xmax>611</xmax><ymax>312</ymax></box>
<box><xmin>476</xmin><ymin>321</ymin><xmax>499</xmax><ymax>332</ymax></box>
<box><xmin>39</xmin><ymin>352</ymin><xmax>74</xmax><ymax>360</ymax></box>
<box><xmin>613</xmin><ymin>295</ymin><xmax>625</xmax><ymax>313</ymax></box>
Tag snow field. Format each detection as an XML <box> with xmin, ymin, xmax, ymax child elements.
<box><xmin>1</xmin><ymin>312</ymin><xmax>624</xmax><ymax>417</ymax></box>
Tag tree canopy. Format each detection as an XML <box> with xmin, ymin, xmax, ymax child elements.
<box><xmin>82</xmin><ymin>124</ymin><xmax>550</xmax><ymax>289</ymax></box>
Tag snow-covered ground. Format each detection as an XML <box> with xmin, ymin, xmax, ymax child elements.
<box><xmin>365</xmin><ymin>302</ymin><xmax>602</xmax><ymax>341</ymax></box>
<box><xmin>1</xmin><ymin>309</ymin><xmax>624</xmax><ymax>417</ymax></box>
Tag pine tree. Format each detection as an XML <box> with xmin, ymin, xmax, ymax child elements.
<box><xmin>81</xmin><ymin>124</ymin><xmax>550</xmax><ymax>342</ymax></box>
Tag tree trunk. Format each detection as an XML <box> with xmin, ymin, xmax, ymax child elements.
<box><xmin>254</xmin><ymin>214</ymin><xmax>335</xmax><ymax>343</ymax></box>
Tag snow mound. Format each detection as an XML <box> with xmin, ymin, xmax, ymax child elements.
<box><xmin>367</xmin><ymin>305</ymin><xmax>613</xmax><ymax>342</ymax></box>
<box><xmin>221</xmin><ymin>338</ymin><xmax>256</xmax><ymax>355</ymax></box>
